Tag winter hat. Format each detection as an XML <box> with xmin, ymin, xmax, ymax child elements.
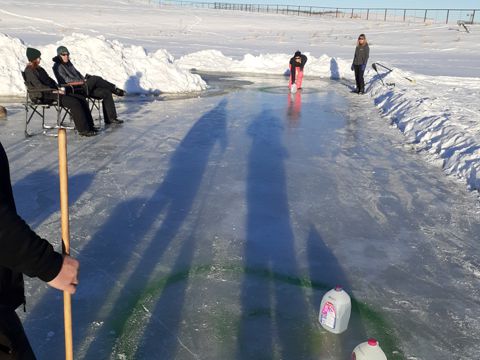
<box><xmin>26</xmin><ymin>47</ymin><xmax>41</xmax><ymax>62</ymax></box>
<box><xmin>294</xmin><ymin>51</ymin><xmax>301</xmax><ymax>57</ymax></box>
<box><xmin>57</xmin><ymin>46</ymin><xmax>70</xmax><ymax>55</ymax></box>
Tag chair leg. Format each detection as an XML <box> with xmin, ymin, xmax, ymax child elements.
<box><xmin>61</xmin><ymin>111</ymin><xmax>75</xmax><ymax>130</ymax></box>
<box><xmin>89</xmin><ymin>98</ymin><xmax>102</xmax><ymax>126</ymax></box>
<box><xmin>25</xmin><ymin>103</ymin><xmax>29</xmax><ymax>137</ymax></box>
<box><xmin>24</xmin><ymin>101</ymin><xmax>75</xmax><ymax>136</ymax></box>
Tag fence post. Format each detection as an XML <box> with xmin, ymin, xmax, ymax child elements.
<box><xmin>351</xmin><ymin>8</ymin><xmax>354</xmax><ymax>18</ymax></box>
<box><xmin>446</xmin><ymin>9</ymin><xmax>449</xmax><ymax>24</ymax></box>
<box><xmin>336</xmin><ymin>8</ymin><xmax>338</xmax><ymax>18</ymax></box>
<box><xmin>276</xmin><ymin>4</ymin><xmax>278</xmax><ymax>14</ymax></box>
<box><xmin>424</xmin><ymin>9</ymin><xmax>428</xmax><ymax>22</ymax></box>
<box><xmin>367</xmin><ymin>9</ymin><xmax>369</xmax><ymax>20</ymax></box>
<box><xmin>298</xmin><ymin>6</ymin><xmax>300</xmax><ymax>16</ymax></box>
<box><xmin>384</xmin><ymin>8</ymin><xmax>387</xmax><ymax>21</ymax></box>
<box><xmin>309</xmin><ymin>6</ymin><xmax>312</xmax><ymax>16</ymax></box>
<box><xmin>472</xmin><ymin>10</ymin><xmax>476</xmax><ymax>23</ymax></box>
<box><xmin>403</xmin><ymin>9</ymin><xmax>406</xmax><ymax>22</ymax></box>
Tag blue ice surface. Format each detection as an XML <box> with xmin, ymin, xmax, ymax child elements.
<box><xmin>1</xmin><ymin>77</ymin><xmax>479</xmax><ymax>359</ymax></box>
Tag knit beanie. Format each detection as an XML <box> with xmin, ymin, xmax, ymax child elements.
<box><xmin>294</xmin><ymin>51</ymin><xmax>301</xmax><ymax>57</ymax></box>
<box><xmin>57</xmin><ymin>46</ymin><xmax>70</xmax><ymax>55</ymax></box>
<box><xmin>26</xmin><ymin>47</ymin><xmax>41</xmax><ymax>62</ymax></box>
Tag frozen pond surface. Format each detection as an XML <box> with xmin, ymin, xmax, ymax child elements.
<box><xmin>1</xmin><ymin>78</ymin><xmax>480</xmax><ymax>359</ymax></box>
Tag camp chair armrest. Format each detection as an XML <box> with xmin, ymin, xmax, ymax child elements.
<box><xmin>60</xmin><ymin>83</ymin><xmax>86</xmax><ymax>95</ymax></box>
<box><xmin>27</xmin><ymin>87</ymin><xmax>59</xmax><ymax>93</ymax></box>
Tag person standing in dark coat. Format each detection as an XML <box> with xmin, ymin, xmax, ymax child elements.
<box><xmin>52</xmin><ymin>46</ymin><xmax>125</xmax><ymax>125</ymax></box>
<box><xmin>0</xmin><ymin>141</ymin><xmax>79</xmax><ymax>359</ymax></box>
<box><xmin>351</xmin><ymin>34</ymin><xmax>370</xmax><ymax>94</ymax></box>
<box><xmin>23</xmin><ymin>48</ymin><xmax>97</xmax><ymax>137</ymax></box>
<box><xmin>289</xmin><ymin>51</ymin><xmax>308</xmax><ymax>90</ymax></box>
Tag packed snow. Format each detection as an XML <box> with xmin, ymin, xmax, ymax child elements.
<box><xmin>0</xmin><ymin>33</ymin><xmax>206</xmax><ymax>95</ymax></box>
<box><xmin>0</xmin><ymin>1</ymin><xmax>479</xmax><ymax>189</ymax></box>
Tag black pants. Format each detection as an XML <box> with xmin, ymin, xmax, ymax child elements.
<box><xmin>86</xmin><ymin>76</ymin><xmax>117</xmax><ymax>123</ymax></box>
<box><xmin>42</xmin><ymin>92</ymin><xmax>95</xmax><ymax>132</ymax></box>
<box><xmin>353</xmin><ymin>65</ymin><xmax>365</xmax><ymax>92</ymax></box>
<box><xmin>60</xmin><ymin>94</ymin><xmax>95</xmax><ymax>132</ymax></box>
<box><xmin>0</xmin><ymin>309</ymin><xmax>35</xmax><ymax>360</ymax></box>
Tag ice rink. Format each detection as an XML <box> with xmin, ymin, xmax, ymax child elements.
<box><xmin>1</xmin><ymin>76</ymin><xmax>479</xmax><ymax>359</ymax></box>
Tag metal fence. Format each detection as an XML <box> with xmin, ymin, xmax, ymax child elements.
<box><xmin>142</xmin><ymin>1</ymin><xmax>478</xmax><ymax>25</ymax></box>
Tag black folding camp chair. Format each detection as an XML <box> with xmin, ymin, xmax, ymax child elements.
<box><xmin>60</xmin><ymin>83</ymin><xmax>103</xmax><ymax>125</ymax></box>
<box><xmin>22</xmin><ymin>72</ymin><xmax>74</xmax><ymax>137</ymax></box>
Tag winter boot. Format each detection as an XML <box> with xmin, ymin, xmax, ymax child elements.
<box><xmin>113</xmin><ymin>88</ymin><xmax>126</xmax><ymax>96</ymax></box>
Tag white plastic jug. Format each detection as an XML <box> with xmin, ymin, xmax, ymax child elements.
<box><xmin>351</xmin><ymin>338</ymin><xmax>388</xmax><ymax>360</ymax></box>
<box><xmin>318</xmin><ymin>285</ymin><xmax>351</xmax><ymax>334</ymax></box>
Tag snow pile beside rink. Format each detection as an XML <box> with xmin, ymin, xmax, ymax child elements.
<box><xmin>368</xmin><ymin>65</ymin><xmax>480</xmax><ymax>190</ymax></box>
<box><xmin>2</xmin><ymin>31</ymin><xmax>479</xmax><ymax>191</ymax></box>
<box><xmin>0</xmin><ymin>33</ymin><xmax>206</xmax><ymax>96</ymax></box>
<box><xmin>0</xmin><ymin>34</ymin><xmax>27</xmax><ymax>96</ymax></box>
<box><xmin>176</xmin><ymin>50</ymin><xmax>352</xmax><ymax>79</ymax></box>
<box><xmin>178</xmin><ymin>49</ymin><xmax>480</xmax><ymax>191</ymax></box>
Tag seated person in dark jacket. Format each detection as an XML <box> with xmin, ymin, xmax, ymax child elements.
<box><xmin>0</xmin><ymin>141</ymin><xmax>79</xmax><ymax>359</ymax></box>
<box><xmin>52</xmin><ymin>46</ymin><xmax>125</xmax><ymax>125</ymax></box>
<box><xmin>24</xmin><ymin>48</ymin><xmax>97</xmax><ymax>137</ymax></box>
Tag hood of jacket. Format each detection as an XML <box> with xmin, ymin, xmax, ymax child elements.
<box><xmin>52</xmin><ymin>55</ymin><xmax>65</xmax><ymax>64</ymax></box>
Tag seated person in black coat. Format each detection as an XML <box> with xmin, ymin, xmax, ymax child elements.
<box><xmin>24</xmin><ymin>47</ymin><xmax>97</xmax><ymax>137</ymax></box>
<box><xmin>52</xmin><ymin>46</ymin><xmax>125</xmax><ymax>125</ymax></box>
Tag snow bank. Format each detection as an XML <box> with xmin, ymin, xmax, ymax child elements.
<box><xmin>368</xmin><ymin>65</ymin><xmax>480</xmax><ymax>190</ymax></box>
<box><xmin>0</xmin><ymin>34</ymin><xmax>27</xmax><ymax>96</ymax></box>
<box><xmin>1</xmin><ymin>31</ymin><xmax>479</xmax><ymax>190</ymax></box>
<box><xmin>176</xmin><ymin>50</ymin><xmax>352</xmax><ymax>79</ymax></box>
<box><xmin>0</xmin><ymin>33</ymin><xmax>206</xmax><ymax>96</ymax></box>
<box><xmin>178</xmin><ymin>49</ymin><xmax>480</xmax><ymax>190</ymax></box>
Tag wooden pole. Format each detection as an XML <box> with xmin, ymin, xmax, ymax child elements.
<box><xmin>58</xmin><ymin>128</ymin><xmax>73</xmax><ymax>360</ymax></box>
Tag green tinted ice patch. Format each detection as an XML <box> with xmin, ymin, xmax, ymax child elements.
<box><xmin>111</xmin><ymin>263</ymin><xmax>405</xmax><ymax>359</ymax></box>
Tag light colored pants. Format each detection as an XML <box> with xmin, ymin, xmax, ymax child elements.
<box><xmin>289</xmin><ymin>67</ymin><xmax>304</xmax><ymax>89</ymax></box>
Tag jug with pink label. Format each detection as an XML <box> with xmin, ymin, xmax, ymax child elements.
<box><xmin>351</xmin><ymin>338</ymin><xmax>387</xmax><ymax>360</ymax></box>
<box><xmin>318</xmin><ymin>285</ymin><xmax>351</xmax><ymax>334</ymax></box>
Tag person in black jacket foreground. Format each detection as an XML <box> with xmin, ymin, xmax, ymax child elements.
<box><xmin>351</xmin><ymin>34</ymin><xmax>370</xmax><ymax>94</ymax></box>
<box><xmin>23</xmin><ymin>48</ymin><xmax>97</xmax><ymax>137</ymax></box>
<box><xmin>0</xmin><ymin>141</ymin><xmax>80</xmax><ymax>360</ymax></box>
<box><xmin>52</xmin><ymin>46</ymin><xmax>125</xmax><ymax>125</ymax></box>
<box><xmin>288</xmin><ymin>50</ymin><xmax>308</xmax><ymax>90</ymax></box>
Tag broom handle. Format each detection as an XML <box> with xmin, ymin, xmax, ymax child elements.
<box><xmin>58</xmin><ymin>128</ymin><xmax>74</xmax><ymax>360</ymax></box>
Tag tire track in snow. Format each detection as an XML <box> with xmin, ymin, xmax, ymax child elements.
<box><xmin>183</xmin><ymin>15</ymin><xmax>202</xmax><ymax>33</ymax></box>
<box><xmin>0</xmin><ymin>9</ymin><xmax>67</xmax><ymax>28</ymax></box>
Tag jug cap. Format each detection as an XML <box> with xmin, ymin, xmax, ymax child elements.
<box><xmin>368</xmin><ymin>338</ymin><xmax>378</xmax><ymax>346</ymax></box>
<box><xmin>334</xmin><ymin>285</ymin><xmax>343</xmax><ymax>291</ymax></box>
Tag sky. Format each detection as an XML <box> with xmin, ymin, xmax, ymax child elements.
<box><xmin>187</xmin><ymin>0</ymin><xmax>479</xmax><ymax>9</ymax></box>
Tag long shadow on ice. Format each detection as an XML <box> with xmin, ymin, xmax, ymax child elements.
<box><xmin>129</xmin><ymin>101</ymin><xmax>228</xmax><ymax>359</ymax></box>
<box><xmin>23</xmin><ymin>100</ymin><xmax>228</xmax><ymax>360</ymax></box>
<box><xmin>236</xmin><ymin>108</ymin><xmax>312</xmax><ymax>359</ymax></box>
<box><xmin>78</xmin><ymin>99</ymin><xmax>228</xmax><ymax>359</ymax></box>
<box><xmin>306</xmin><ymin>226</ymin><xmax>368</xmax><ymax>358</ymax></box>
<box><xmin>13</xmin><ymin>169</ymin><xmax>94</xmax><ymax>229</ymax></box>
